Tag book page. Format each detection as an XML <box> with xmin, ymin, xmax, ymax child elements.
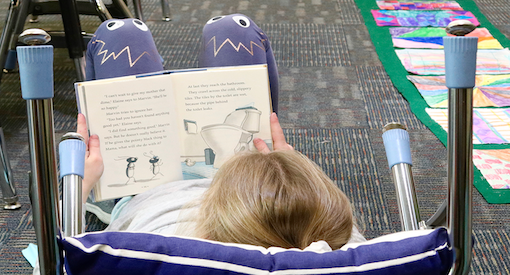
<box><xmin>170</xmin><ymin>65</ymin><xmax>273</xmax><ymax>179</ymax></box>
<box><xmin>76</xmin><ymin>75</ymin><xmax>182</xmax><ymax>201</ymax></box>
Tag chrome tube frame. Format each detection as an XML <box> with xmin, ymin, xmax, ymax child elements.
<box><xmin>383</xmin><ymin>123</ymin><xmax>424</xmax><ymax>232</ymax></box>
<box><xmin>391</xmin><ymin>163</ymin><xmax>422</xmax><ymax>231</ymax></box>
<box><xmin>62</xmin><ymin>174</ymin><xmax>83</xmax><ymax>237</ymax></box>
<box><xmin>27</xmin><ymin>99</ymin><xmax>63</xmax><ymax>275</ymax></box>
<box><xmin>447</xmin><ymin>88</ymin><xmax>474</xmax><ymax>275</ymax></box>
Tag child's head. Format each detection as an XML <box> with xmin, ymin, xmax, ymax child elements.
<box><xmin>195</xmin><ymin>150</ymin><xmax>353</xmax><ymax>250</ymax></box>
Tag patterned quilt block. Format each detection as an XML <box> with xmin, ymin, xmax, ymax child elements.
<box><xmin>473</xmin><ymin>149</ymin><xmax>510</xmax><ymax>189</ymax></box>
<box><xmin>408</xmin><ymin>75</ymin><xmax>510</xmax><ymax>107</ymax></box>
<box><xmin>377</xmin><ymin>1</ymin><xmax>463</xmax><ymax>11</ymax></box>
<box><xmin>372</xmin><ymin>10</ymin><xmax>479</xmax><ymax>27</ymax></box>
<box><xmin>426</xmin><ymin>108</ymin><xmax>510</xmax><ymax>144</ymax></box>
<box><xmin>391</xmin><ymin>27</ymin><xmax>502</xmax><ymax>49</ymax></box>
<box><xmin>396</xmin><ymin>49</ymin><xmax>510</xmax><ymax>75</ymax></box>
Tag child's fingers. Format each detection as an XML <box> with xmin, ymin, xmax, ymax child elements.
<box><xmin>87</xmin><ymin>134</ymin><xmax>102</xmax><ymax>162</ymax></box>
<box><xmin>270</xmin><ymin>113</ymin><xmax>292</xmax><ymax>151</ymax></box>
<box><xmin>254</xmin><ymin>138</ymin><xmax>271</xmax><ymax>154</ymax></box>
<box><xmin>77</xmin><ymin>114</ymin><xmax>89</xmax><ymax>149</ymax></box>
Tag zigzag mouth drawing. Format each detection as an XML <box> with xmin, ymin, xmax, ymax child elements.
<box><xmin>93</xmin><ymin>39</ymin><xmax>153</xmax><ymax>67</ymax></box>
<box><xmin>206</xmin><ymin>36</ymin><xmax>266</xmax><ymax>56</ymax></box>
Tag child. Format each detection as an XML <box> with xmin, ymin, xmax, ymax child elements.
<box><xmin>80</xmin><ymin>14</ymin><xmax>364</xmax><ymax>250</ymax></box>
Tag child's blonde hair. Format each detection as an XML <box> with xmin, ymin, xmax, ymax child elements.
<box><xmin>195</xmin><ymin>150</ymin><xmax>353</xmax><ymax>250</ymax></box>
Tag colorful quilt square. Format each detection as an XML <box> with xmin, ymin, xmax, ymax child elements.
<box><xmin>377</xmin><ymin>1</ymin><xmax>463</xmax><ymax>10</ymax></box>
<box><xmin>371</xmin><ymin>10</ymin><xmax>479</xmax><ymax>27</ymax></box>
<box><xmin>408</xmin><ymin>75</ymin><xmax>510</xmax><ymax>107</ymax></box>
<box><xmin>473</xmin><ymin>149</ymin><xmax>510</xmax><ymax>189</ymax></box>
<box><xmin>391</xmin><ymin>27</ymin><xmax>502</xmax><ymax>49</ymax></box>
<box><xmin>426</xmin><ymin>108</ymin><xmax>510</xmax><ymax>144</ymax></box>
<box><xmin>396</xmin><ymin>49</ymin><xmax>510</xmax><ymax>75</ymax></box>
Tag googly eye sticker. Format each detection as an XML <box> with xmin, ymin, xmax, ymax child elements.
<box><xmin>232</xmin><ymin>16</ymin><xmax>250</xmax><ymax>28</ymax></box>
<box><xmin>132</xmin><ymin>19</ymin><xmax>149</xmax><ymax>31</ymax></box>
<box><xmin>106</xmin><ymin>20</ymin><xmax>125</xmax><ymax>31</ymax></box>
<box><xmin>206</xmin><ymin>16</ymin><xmax>225</xmax><ymax>24</ymax></box>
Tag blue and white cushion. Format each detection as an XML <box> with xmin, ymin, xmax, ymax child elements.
<box><xmin>61</xmin><ymin>227</ymin><xmax>453</xmax><ymax>275</ymax></box>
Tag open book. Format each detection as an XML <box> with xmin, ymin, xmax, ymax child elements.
<box><xmin>76</xmin><ymin>65</ymin><xmax>273</xmax><ymax>201</ymax></box>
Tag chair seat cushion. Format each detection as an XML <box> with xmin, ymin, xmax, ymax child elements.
<box><xmin>61</xmin><ymin>227</ymin><xmax>453</xmax><ymax>275</ymax></box>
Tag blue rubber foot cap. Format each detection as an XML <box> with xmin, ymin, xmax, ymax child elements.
<box><xmin>17</xmin><ymin>45</ymin><xmax>54</xmax><ymax>100</ymax></box>
<box><xmin>59</xmin><ymin>139</ymin><xmax>86</xmax><ymax>179</ymax></box>
<box><xmin>443</xmin><ymin>36</ymin><xmax>478</xmax><ymax>89</ymax></box>
<box><xmin>383</xmin><ymin>128</ymin><xmax>412</xmax><ymax>169</ymax></box>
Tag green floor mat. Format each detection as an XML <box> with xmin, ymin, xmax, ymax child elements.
<box><xmin>354</xmin><ymin>0</ymin><xmax>510</xmax><ymax>203</ymax></box>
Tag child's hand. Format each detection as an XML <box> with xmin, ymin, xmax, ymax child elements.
<box><xmin>254</xmin><ymin>113</ymin><xmax>293</xmax><ymax>153</ymax></box>
<box><xmin>77</xmin><ymin>113</ymin><xmax>104</xmax><ymax>203</ymax></box>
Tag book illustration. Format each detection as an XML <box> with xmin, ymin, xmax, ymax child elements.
<box><xmin>108</xmin><ymin>156</ymin><xmax>138</xmax><ymax>186</ymax></box>
<box><xmin>199</xmin><ymin>105</ymin><xmax>261</xmax><ymax>168</ymax></box>
<box><xmin>108</xmin><ymin>153</ymin><xmax>164</xmax><ymax>187</ymax></box>
<box><xmin>181</xmin><ymin>119</ymin><xmax>205</xmax><ymax>166</ymax></box>
<box><xmin>144</xmin><ymin>151</ymin><xmax>164</xmax><ymax>178</ymax></box>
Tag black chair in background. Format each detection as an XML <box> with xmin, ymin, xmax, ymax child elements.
<box><xmin>0</xmin><ymin>0</ymin><xmax>127</xmax><ymax>212</ymax></box>
<box><xmin>0</xmin><ymin>0</ymin><xmax>139</xmax><ymax>211</ymax></box>
<box><xmin>0</xmin><ymin>0</ymin><xmax>134</xmax><ymax>82</ymax></box>
<box><xmin>0</xmin><ymin>0</ymin><xmax>171</xmax><ymax>81</ymax></box>
<box><xmin>0</xmin><ymin>0</ymin><xmax>172</xmax><ymax>211</ymax></box>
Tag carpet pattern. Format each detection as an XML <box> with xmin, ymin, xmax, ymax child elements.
<box><xmin>0</xmin><ymin>0</ymin><xmax>509</xmax><ymax>274</ymax></box>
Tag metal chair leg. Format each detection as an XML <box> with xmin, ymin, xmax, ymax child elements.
<box><xmin>112</xmin><ymin>0</ymin><xmax>134</xmax><ymax>18</ymax></box>
<box><xmin>0</xmin><ymin>0</ymin><xmax>30</xmax><ymax>80</ymax></box>
<box><xmin>74</xmin><ymin>56</ymin><xmax>86</xmax><ymax>82</ymax></box>
<box><xmin>58</xmin><ymin>0</ymin><xmax>87</xmax><ymax>81</ymax></box>
<box><xmin>131</xmin><ymin>0</ymin><xmax>144</xmax><ymax>21</ymax></box>
<box><xmin>161</xmin><ymin>0</ymin><xmax>171</xmax><ymax>21</ymax></box>
<box><xmin>0</xmin><ymin>0</ymin><xmax>20</xmax><ymax>75</ymax></box>
<box><xmin>0</xmin><ymin>127</ymin><xmax>21</xmax><ymax>210</ymax></box>
<box><xmin>89</xmin><ymin>0</ymin><xmax>113</xmax><ymax>21</ymax></box>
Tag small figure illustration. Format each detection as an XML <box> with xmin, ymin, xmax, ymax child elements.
<box><xmin>144</xmin><ymin>151</ymin><xmax>164</xmax><ymax>179</ymax></box>
<box><xmin>108</xmin><ymin>156</ymin><xmax>138</xmax><ymax>187</ymax></box>
<box><xmin>124</xmin><ymin>157</ymin><xmax>138</xmax><ymax>184</ymax></box>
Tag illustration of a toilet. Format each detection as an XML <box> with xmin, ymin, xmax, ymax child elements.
<box><xmin>201</xmin><ymin>106</ymin><xmax>262</xmax><ymax>168</ymax></box>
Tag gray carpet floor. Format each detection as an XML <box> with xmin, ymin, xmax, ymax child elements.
<box><xmin>0</xmin><ymin>0</ymin><xmax>510</xmax><ymax>274</ymax></box>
